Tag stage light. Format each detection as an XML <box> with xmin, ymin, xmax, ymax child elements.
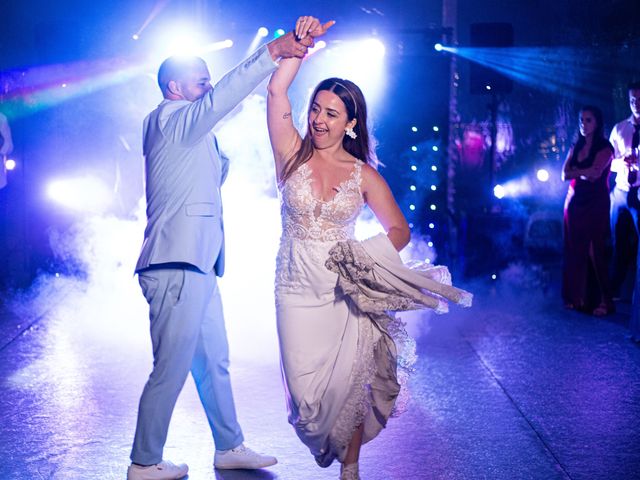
<box><xmin>411</xmin><ymin>146</ymin><xmax>418</xmax><ymax>152</ymax></box>
<box><xmin>411</xmin><ymin>165</ymin><xmax>417</xmax><ymax>171</ymax></box>
<box><xmin>132</xmin><ymin>34</ymin><xmax>140</xmax><ymax>41</ymax></box>
<box><xmin>62</xmin><ymin>83</ymin><xmax>67</xmax><ymax>88</ymax></box>
<box><xmin>433</xmin><ymin>126</ymin><xmax>440</xmax><ymax>132</ymax></box>
<box><xmin>248</xmin><ymin>27</ymin><xmax>270</xmax><ymax>54</ymax></box>
<box><xmin>411</xmin><ymin>126</ymin><xmax>418</xmax><ymax>132</ymax></box>
<box><xmin>491</xmin><ymin>274</ymin><xmax>497</xmax><ymax>280</ymax></box>
<box><xmin>410</xmin><ymin>185</ymin><xmax>416</xmax><ymax>191</ymax></box>
<box><xmin>427</xmin><ymin>241</ymin><xmax>433</xmax><ymax>247</ymax></box>
<box><xmin>432</xmin><ymin>145</ymin><xmax>439</xmax><ymax>152</ymax></box>
<box><xmin>430</xmin><ymin>204</ymin><xmax>436</xmax><ymax>210</ymax></box>
<box><xmin>493</xmin><ymin>184</ymin><xmax>505</xmax><ymax>199</ymax></box>
<box><xmin>365</xmin><ymin>38</ymin><xmax>386</xmax><ymax>58</ymax></box>
<box><xmin>154</xmin><ymin>24</ymin><xmax>207</xmax><ymax>58</ymax></box>
<box><xmin>409</xmin><ymin>204</ymin><xmax>416</xmax><ymax>211</ymax></box>
<box><xmin>429</xmin><ymin>223</ymin><xmax>435</xmax><ymax>229</ymax></box>
<box><xmin>47</xmin><ymin>176</ymin><xmax>112</xmax><ymax>213</ymax></box>
<box><xmin>409</xmin><ymin>222</ymin><xmax>414</xmax><ymax>228</ymax></box>
<box><xmin>310</xmin><ymin>37</ymin><xmax>387</xmax><ymax>107</ymax></box>
<box><xmin>537</xmin><ymin>168</ymin><xmax>550</xmax><ymax>182</ymax></box>
<box><xmin>485</xmin><ymin>84</ymin><xmax>492</xmax><ymax>91</ymax></box>
<box><xmin>5</xmin><ymin>159</ymin><xmax>16</xmax><ymax>171</ymax></box>
<box><xmin>274</xmin><ymin>28</ymin><xmax>285</xmax><ymax>38</ymax></box>
<box><xmin>431</xmin><ymin>165</ymin><xmax>437</xmax><ymax>171</ymax></box>
<box><xmin>202</xmin><ymin>39</ymin><xmax>234</xmax><ymax>53</ymax></box>
<box><xmin>434</xmin><ymin>43</ymin><xmax>443</xmax><ymax>52</ymax></box>
<box><xmin>431</xmin><ymin>185</ymin><xmax>437</xmax><ymax>191</ymax></box>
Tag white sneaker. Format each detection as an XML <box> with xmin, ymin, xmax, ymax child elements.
<box><xmin>214</xmin><ymin>444</ymin><xmax>277</xmax><ymax>469</ymax></box>
<box><xmin>127</xmin><ymin>460</ymin><xmax>188</xmax><ymax>480</ymax></box>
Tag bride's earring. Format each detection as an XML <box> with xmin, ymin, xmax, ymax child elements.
<box><xmin>345</xmin><ymin>126</ymin><xmax>357</xmax><ymax>139</ymax></box>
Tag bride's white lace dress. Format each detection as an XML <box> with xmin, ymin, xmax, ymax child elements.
<box><xmin>275</xmin><ymin>160</ymin><xmax>399</xmax><ymax>467</ymax></box>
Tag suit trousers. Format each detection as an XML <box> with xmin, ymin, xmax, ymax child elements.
<box><xmin>131</xmin><ymin>265</ymin><xmax>244</xmax><ymax>465</ymax></box>
<box><xmin>610</xmin><ymin>187</ymin><xmax>640</xmax><ymax>295</ymax></box>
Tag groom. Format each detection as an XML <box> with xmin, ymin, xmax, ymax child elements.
<box><xmin>127</xmin><ymin>26</ymin><xmax>322</xmax><ymax>480</ymax></box>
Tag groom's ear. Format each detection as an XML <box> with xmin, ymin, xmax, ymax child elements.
<box><xmin>167</xmin><ymin>80</ymin><xmax>181</xmax><ymax>97</ymax></box>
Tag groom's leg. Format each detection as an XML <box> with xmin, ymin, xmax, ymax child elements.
<box><xmin>190</xmin><ymin>271</ymin><xmax>244</xmax><ymax>450</ymax></box>
<box><xmin>131</xmin><ymin>266</ymin><xmax>204</xmax><ymax>465</ymax></box>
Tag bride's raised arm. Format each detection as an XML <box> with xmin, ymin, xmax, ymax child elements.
<box><xmin>267</xmin><ymin>17</ymin><xmax>335</xmax><ymax>180</ymax></box>
<box><xmin>267</xmin><ymin>56</ymin><xmax>304</xmax><ymax>180</ymax></box>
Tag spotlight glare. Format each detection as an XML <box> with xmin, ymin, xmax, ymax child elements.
<box><xmin>366</xmin><ymin>38</ymin><xmax>386</xmax><ymax>58</ymax></box>
<box><xmin>132</xmin><ymin>34</ymin><xmax>140</xmax><ymax>40</ymax></box>
<box><xmin>47</xmin><ymin>176</ymin><xmax>112</xmax><ymax>213</ymax></box>
<box><xmin>536</xmin><ymin>168</ymin><xmax>550</xmax><ymax>182</ymax></box>
<box><xmin>258</xmin><ymin>27</ymin><xmax>269</xmax><ymax>38</ymax></box>
<box><xmin>5</xmin><ymin>159</ymin><xmax>16</xmax><ymax>171</ymax></box>
<box><xmin>493</xmin><ymin>184</ymin><xmax>505</xmax><ymax>199</ymax></box>
<box><xmin>434</xmin><ymin>43</ymin><xmax>443</xmax><ymax>52</ymax></box>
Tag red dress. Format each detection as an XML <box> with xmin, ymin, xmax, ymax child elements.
<box><xmin>562</xmin><ymin>144</ymin><xmax>613</xmax><ymax>311</ymax></box>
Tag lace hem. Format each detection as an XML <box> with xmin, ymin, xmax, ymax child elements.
<box><xmin>324</xmin><ymin>315</ymin><xmax>377</xmax><ymax>466</ymax></box>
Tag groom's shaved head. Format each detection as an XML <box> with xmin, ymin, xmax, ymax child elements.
<box><xmin>157</xmin><ymin>56</ymin><xmax>208</xmax><ymax>96</ymax></box>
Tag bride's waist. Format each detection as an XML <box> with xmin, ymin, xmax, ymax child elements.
<box><xmin>280</xmin><ymin>223</ymin><xmax>354</xmax><ymax>243</ymax></box>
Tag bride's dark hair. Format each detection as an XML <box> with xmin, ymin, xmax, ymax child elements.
<box><xmin>279</xmin><ymin>77</ymin><xmax>377</xmax><ymax>184</ymax></box>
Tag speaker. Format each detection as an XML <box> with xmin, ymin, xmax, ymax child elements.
<box><xmin>469</xmin><ymin>22</ymin><xmax>513</xmax><ymax>95</ymax></box>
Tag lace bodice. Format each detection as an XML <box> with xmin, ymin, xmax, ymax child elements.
<box><xmin>279</xmin><ymin>161</ymin><xmax>364</xmax><ymax>243</ymax></box>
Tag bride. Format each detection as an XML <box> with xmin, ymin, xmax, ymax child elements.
<box><xmin>267</xmin><ymin>16</ymin><xmax>470</xmax><ymax>479</ymax></box>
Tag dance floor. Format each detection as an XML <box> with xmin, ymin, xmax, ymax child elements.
<box><xmin>1</xmin><ymin>278</ymin><xmax>639</xmax><ymax>480</ymax></box>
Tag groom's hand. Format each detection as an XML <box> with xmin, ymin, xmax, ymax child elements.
<box><xmin>268</xmin><ymin>31</ymin><xmax>310</xmax><ymax>60</ymax></box>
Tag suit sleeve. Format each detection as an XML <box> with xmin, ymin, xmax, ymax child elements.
<box><xmin>163</xmin><ymin>45</ymin><xmax>278</xmax><ymax>146</ymax></box>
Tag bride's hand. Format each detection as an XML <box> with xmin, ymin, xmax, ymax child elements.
<box><xmin>295</xmin><ymin>16</ymin><xmax>335</xmax><ymax>41</ymax></box>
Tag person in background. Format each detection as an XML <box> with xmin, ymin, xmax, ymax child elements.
<box><xmin>0</xmin><ymin>112</ymin><xmax>13</xmax><ymax>190</ymax></box>
<box><xmin>609</xmin><ymin>81</ymin><xmax>640</xmax><ymax>300</ymax></box>
<box><xmin>562</xmin><ymin>105</ymin><xmax>614</xmax><ymax>316</ymax></box>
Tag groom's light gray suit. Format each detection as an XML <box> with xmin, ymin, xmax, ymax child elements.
<box><xmin>131</xmin><ymin>46</ymin><xmax>277</xmax><ymax>466</ymax></box>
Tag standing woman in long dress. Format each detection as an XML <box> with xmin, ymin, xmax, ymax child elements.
<box><xmin>562</xmin><ymin>105</ymin><xmax>614</xmax><ymax>315</ymax></box>
<box><xmin>266</xmin><ymin>17</ymin><xmax>410</xmax><ymax>480</ymax></box>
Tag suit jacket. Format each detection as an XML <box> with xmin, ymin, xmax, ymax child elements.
<box><xmin>136</xmin><ymin>46</ymin><xmax>277</xmax><ymax>275</ymax></box>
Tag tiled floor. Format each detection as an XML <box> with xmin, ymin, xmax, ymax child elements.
<box><xmin>1</xmin><ymin>277</ymin><xmax>639</xmax><ymax>479</ymax></box>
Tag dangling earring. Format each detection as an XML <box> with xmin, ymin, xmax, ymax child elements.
<box><xmin>345</xmin><ymin>126</ymin><xmax>357</xmax><ymax>139</ymax></box>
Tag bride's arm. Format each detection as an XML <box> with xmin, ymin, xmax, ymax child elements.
<box><xmin>267</xmin><ymin>57</ymin><xmax>304</xmax><ymax>180</ymax></box>
<box><xmin>361</xmin><ymin>164</ymin><xmax>411</xmax><ymax>251</ymax></box>
<box><xmin>267</xmin><ymin>17</ymin><xmax>335</xmax><ymax>180</ymax></box>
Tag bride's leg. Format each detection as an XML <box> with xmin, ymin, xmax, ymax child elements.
<box><xmin>341</xmin><ymin>423</ymin><xmax>364</xmax><ymax>479</ymax></box>
<box><xmin>344</xmin><ymin>423</ymin><xmax>363</xmax><ymax>464</ymax></box>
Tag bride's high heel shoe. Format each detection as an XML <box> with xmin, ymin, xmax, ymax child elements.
<box><xmin>340</xmin><ymin>463</ymin><xmax>360</xmax><ymax>480</ymax></box>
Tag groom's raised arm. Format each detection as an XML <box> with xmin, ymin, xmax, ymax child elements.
<box><xmin>165</xmin><ymin>30</ymin><xmax>315</xmax><ymax>146</ymax></box>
